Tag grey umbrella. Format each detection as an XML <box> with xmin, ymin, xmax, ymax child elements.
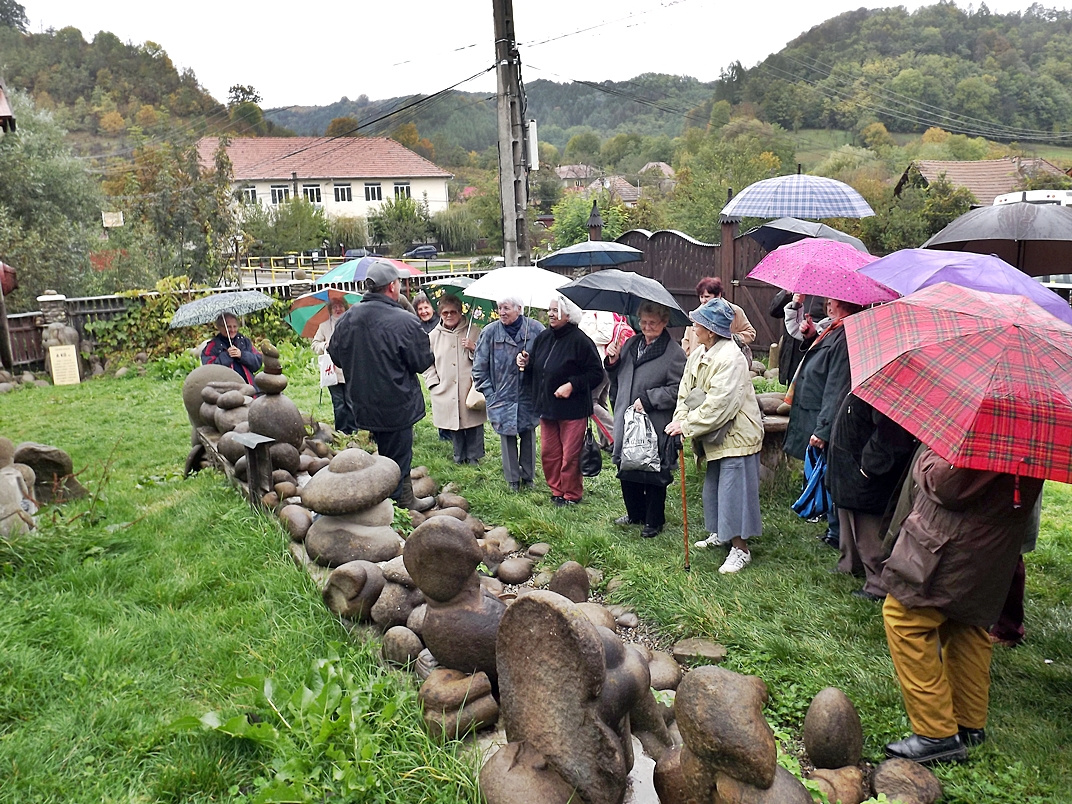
<box><xmin>745</xmin><ymin>217</ymin><xmax>869</xmax><ymax>253</ymax></box>
<box><xmin>559</xmin><ymin>269</ymin><xmax>691</xmax><ymax>326</ymax></box>
<box><xmin>922</xmin><ymin>202</ymin><xmax>1072</xmax><ymax>278</ymax></box>
<box><xmin>538</xmin><ymin>240</ymin><xmax>644</xmax><ymax>269</ymax></box>
<box><xmin>169</xmin><ymin>290</ymin><xmax>276</xmax><ymax>329</ymax></box>
<box><xmin>719</xmin><ymin>174</ymin><xmax>875</xmax><ymax>220</ymax></box>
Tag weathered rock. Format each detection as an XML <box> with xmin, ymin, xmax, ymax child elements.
<box><xmin>300</xmin><ymin>449</ymin><xmax>400</xmax><ymax>515</ymax></box>
<box><xmin>425</xmin><ymin>506</ymin><xmax>468</xmax><ymax>521</ymax></box>
<box><xmin>672</xmin><ymin>637</ymin><xmax>728</xmax><ymax>666</ymax></box>
<box><xmin>415</xmin><ymin>648</ymin><xmax>439</xmax><ymax>680</ymax></box>
<box><xmin>576</xmin><ymin>602</ymin><xmax>616</xmax><ymax>631</ymax></box>
<box><xmin>496</xmin><ymin>557</ymin><xmax>534</xmax><ymax>584</ymax></box>
<box><xmin>808</xmin><ymin>767</ymin><xmax>866</xmax><ymax>804</ymax></box>
<box><xmin>675</xmin><ymin>666</ymin><xmax>777</xmax><ymax>789</ymax></box>
<box><xmin>871</xmin><ymin>758</ymin><xmax>942</xmax><ymax>804</ymax></box>
<box><xmin>437</xmin><ymin>492</ymin><xmax>469</xmax><ymax>511</ymax></box>
<box><xmin>271</xmin><ymin>468</ymin><xmax>297</xmax><ymax>485</ymax></box>
<box><xmin>114</xmin><ymin>367</ymin><xmax>130</xmax><ymax>379</ymax></box>
<box><xmin>380</xmin><ymin>554</ymin><xmax>415</xmax><ymax>587</ymax></box>
<box><xmin>526</xmin><ymin>542</ymin><xmax>551</xmax><ymax>559</ymax></box>
<box><xmin>182</xmin><ymin>364</ymin><xmax>241</xmax><ymax>429</ymax></box>
<box><xmin>370</xmin><ymin>581</ymin><xmax>425</xmax><ymax>629</ymax></box>
<box><xmin>216</xmin><ymin>431</ymin><xmax>246</xmax><ymax>464</ymax></box>
<box><xmin>411</xmin><ymin>475</ymin><xmax>437</xmax><ymax>499</ymax></box>
<box><xmin>247</xmin><ymin>392</ymin><xmax>304</xmax><ymax>450</ymax></box>
<box><xmin>268</xmin><ymin>442</ymin><xmax>301</xmax><ymax>476</ymax></box>
<box><xmin>274</xmin><ymin>481</ymin><xmax>298</xmax><ymax>499</ymax></box>
<box><xmin>261</xmin><ymin>491</ymin><xmax>279</xmax><ymax>509</ymax></box>
<box><xmin>478</xmin><ymin>539</ymin><xmax>505</xmax><ymax>574</ymax></box>
<box><xmin>279</xmin><ymin>504</ymin><xmax>313</xmax><ymax>541</ymax></box>
<box><xmin>755</xmin><ymin>392</ymin><xmax>786</xmax><ymax>416</ymax></box>
<box><xmin>463</xmin><ymin>513</ymin><xmax>486</xmax><ymax>540</ymax></box>
<box><xmin>411</xmin><ymin>465</ymin><xmax>429</xmax><ymax>479</ymax></box>
<box><xmin>717</xmin><ymin>765</ymin><xmax>812</xmax><ymax>803</ymax></box>
<box><xmin>652</xmin><ymin>745</ymin><xmax>696</xmax><ymax>804</ymax></box>
<box><xmin>616</xmin><ymin>612</ymin><xmax>639</xmax><ymax>629</ymax></box>
<box><xmin>480</xmin><ymin>575</ymin><xmax>504</xmax><ymax>596</ymax></box>
<box><xmin>13</xmin><ymin>442</ymin><xmax>87</xmax><ymax>502</ymax></box>
<box><xmin>586</xmin><ymin>567</ymin><xmax>604</xmax><ymax>587</ymax></box>
<box><xmin>216</xmin><ymin>389</ymin><xmax>247</xmax><ymax>409</ymax></box>
<box><xmin>307</xmin><ymin>456</ymin><xmax>330</xmax><ymax>475</ymax></box>
<box><xmin>403</xmin><ymin>517</ymin><xmax>482</xmax><ymax>601</ymax></box>
<box><xmin>213</xmin><ymin>404</ymin><xmax>249</xmax><ymax>434</ymax></box>
<box><xmin>480</xmin><ymin>742</ymin><xmax>577</xmax><ymax>804</ymax></box>
<box><xmin>382</xmin><ymin>625</ymin><xmax>424</xmax><ymax>667</ymax></box>
<box><xmin>630</xmin><ymin>687</ymin><xmax>674</xmax><ymax>761</ymax></box>
<box><xmin>406</xmin><ymin>604</ymin><xmax>427</xmax><ymax>635</ymax></box>
<box><xmin>548</xmin><ymin>560</ymin><xmax>590</xmax><ymax>603</ymax></box>
<box><xmin>803</xmin><ymin>687</ymin><xmax>863</xmax><ymax>769</ymax></box>
<box><xmin>254</xmin><ymin>372</ymin><xmax>288</xmax><ymax>395</ymax></box>
<box><xmin>304</xmin><ymin>517</ymin><xmax>403</xmax><ymax>566</ymax></box>
<box><xmin>649</xmin><ymin>650</ymin><xmax>684</xmax><ymax>691</ymax></box>
<box><xmin>322</xmin><ymin>560</ymin><xmax>385</xmax><ymax>620</ymax></box>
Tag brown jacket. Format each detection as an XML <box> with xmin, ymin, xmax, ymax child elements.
<box><xmin>881</xmin><ymin>448</ymin><xmax>1044</xmax><ymax>628</ymax></box>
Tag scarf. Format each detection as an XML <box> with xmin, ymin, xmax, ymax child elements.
<box><xmin>503</xmin><ymin>315</ymin><xmax>525</xmax><ymax>342</ymax></box>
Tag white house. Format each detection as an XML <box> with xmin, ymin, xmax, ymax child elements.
<box><xmin>196</xmin><ymin>136</ymin><xmax>453</xmax><ymax>219</ymax></box>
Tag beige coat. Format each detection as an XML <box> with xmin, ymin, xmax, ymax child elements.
<box><xmin>311</xmin><ymin>316</ymin><xmax>346</xmax><ymax>383</ymax></box>
<box><xmin>681</xmin><ymin>301</ymin><xmax>756</xmax><ymax>356</ymax></box>
<box><xmin>673</xmin><ymin>336</ymin><xmax>764</xmax><ymax>463</ymax></box>
<box><xmin>424</xmin><ymin>321</ymin><xmax>486</xmax><ymax>431</ymax></box>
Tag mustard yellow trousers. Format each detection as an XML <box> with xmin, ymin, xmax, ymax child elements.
<box><xmin>883</xmin><ymin>595</ymin><xmax>993</xmax><ymax>738</ymax></box>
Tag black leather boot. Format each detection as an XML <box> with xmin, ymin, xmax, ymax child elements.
<box><xmin>885</xmin><ymin>733</ymin><xmax>967</xmax><ymax>765</ymax></box>
<box><xmin>959</xmin><ymin>727</ymin><xmax>986</xmax><ymax>747</ymax></box>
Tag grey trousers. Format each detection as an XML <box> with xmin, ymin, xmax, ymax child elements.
<box><xmin>500</xmin><ymin>430</ymin><xmax>535</xmax><ymax>484</ymax></box>
<box><xmin>837</xmin><ymin>509</ymin><xmax>889</xmax><ymax>596</ymax></box>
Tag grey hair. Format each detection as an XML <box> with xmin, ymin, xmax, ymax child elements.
<box><xmin>637</xmin><ymin>301</ymin><xmax>671</xmax><ymax>323</ymax></box>
<box><xmin>498</xmin><ymin>295</ymin><xmax>524</xmax><ymax>310</ymax></box>
<box><xmin>551</xmin><ymin>295</ymin><xmax>583</xmax><ymax>324</ymax></box>
<box><xmin>412</xmin><ymin>291</ymin><xmax>430</xmax><ymax>306</ymax></box>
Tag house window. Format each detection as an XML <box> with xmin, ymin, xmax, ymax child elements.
<box><xmin>270</xmin><ymin>185</ymin><xmax>290</xmax><ymax>204</ymax></box>
<box><xmin>393</xmin><ymin>182</ymin><xmax>411</xmax><ymax>199</ymax></box>
<box><xmin>365</xmin><ymin>183</ymin><xmax>382</xmax><ymax>201</ymax></box>
<box><xmin>303</xmin><ymin>184</ymin><xmax>322</xmax><ymax>203</ymax></box>
<box><xmin>334</xmin><ymin>183</ymin><xmax>352</xmax><ymax>202</ymax></box>
<box><xmin>240</xmin><ymin>186</ymin><xmax>258</xmax><ymax>204</ymax></box>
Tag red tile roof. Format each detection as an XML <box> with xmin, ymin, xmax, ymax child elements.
<box><xmin>588</xmin><ymin>175</ymin><xmax>641</xmax><ymax>203</ymax></box>
<box><xmin>197</xmin><ymin>136</ymin><xmax>452</xmax><ymax>181</ymax></box>
<box><xmin>896</xmin><ymin>157</ymin><xmax>1066</xmax><ymax>205</ymax></box>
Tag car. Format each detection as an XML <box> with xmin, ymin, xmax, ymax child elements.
<box><xmin>403</xmin><ymin>245</ymin><xmax>438</xmax><ymax>259</ymax></box>
<box><xmin>344</xmin><ymin>248</ymin><xmax>377</xmax><ymax>259</ymax></box>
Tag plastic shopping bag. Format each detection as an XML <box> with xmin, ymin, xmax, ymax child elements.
<box><xmin>619</xmin><ymin>407</ymin><xmax>661</xmax><ymax>473</ymax></box>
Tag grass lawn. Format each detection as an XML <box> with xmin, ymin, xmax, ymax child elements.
<box><xmin>1</xmin><ymin>360</ymin><xmax>1069</xmax><ymax>803</ymax></box>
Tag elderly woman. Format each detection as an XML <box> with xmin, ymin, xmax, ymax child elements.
<box><xmin>413</xmin><ymin>291</ymin><xmax>440</xmax><ymax>334</ymax></box>
<box><xmin>472</xmin><ymin>296</ymin><xmax>545</xmax><ymax>490</ymax></box>
<box><xmin>605</xmin><ymin>302</ymin><xmax>686</xmax><ymax>538</ymax></box>
<box><xmin>681</xmin><ymin>277</ymin><xmax>756</xmax><ymax>357</ymax></box>
<box><xmin>518</xmin><ymin>296</ymin><xmax>604</xmax><ymax>506</ymax></box>
<box><xmin>311</xmin><ymin>297</ymin><xmax>356</xmax><ymax>434</ymax></box>
<box><xmin>666</xmin><ymin>298</ymin><xmax>764</xmax><ymax>574</ymax></box>
<box><xmin>424</xmin><ymin>294</ymin><xmax>486</xmax><ymax>464</ymax></box>
<box><xmin>201</xmin><ymin>313</ymin><xmax>262</xmax><ymax>385</ymax></box>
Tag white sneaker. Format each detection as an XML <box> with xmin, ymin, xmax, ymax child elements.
<box><xmin>719</xmin><ymin>546</ymin><xmax>752</xmax><ymax>574</ymax></box>
<box><xmin>694</xmin><ymin>533</ymin><xmax>719</xmax><ymax>549</ymax></box>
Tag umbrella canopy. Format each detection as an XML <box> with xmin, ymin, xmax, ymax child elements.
<box><xmin>559</xmin><ymin>269</ymin><xmax>691</xmax><ymax>326</ymax></box>
<box><xmin>744</xmin><ymin>217</ymin><xmax>869</xmax><ymax>253</ymax></box>
<box><xmin>746</xmin><ymin>238</ymin><xmax>895</xmax><ymax>306</ymax></box>
<box><xmin>922</xmin><ymin>202</ymin><xmax>1072</xmax><ymax>278</ymax></box>
<box><xmin>284</xmin><ymin>288</ymin><xmax>362</xmax><ymax>339</ymax></box>
<box><xmin>844</xmin><ymin>282</ymin><xmax>1072</xmax><ymax>484</ymax></box>
<box><xmin>169</xmin><ymin>290</ymin><xmax>275</xmax><ymax>329</ymax></box>
<box><xmin>538</xmin><ymin>240</ymin><xmax>644</xmax><ymax>269</ymax></box>
<box><xmin>859</xmin><ymin>249</ymin><xmax>1072</xmax><ymax>326</ymax></box>
<box><xmin>421</xmin><ymin>277</ymin><xmax>498</xmax><ymax>324</ymax></box>
<box><xmin>465</xmin><ymin>266</ymin><xmax>569</xmax><ymax>310</ymax></box>
<box><xmin>316</xmin><ymin>256</ymin><xmax>422</xmax><ymax>285</ymax></box>
<box><xmin>720</xmin><ymin>174</ymin><xmax>875</xmax><ymax>220</ymax></box>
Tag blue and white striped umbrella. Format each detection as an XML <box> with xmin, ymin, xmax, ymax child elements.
<box><xmin>720</xmin><ymin>174</ymin><xmax>874</xmax><ymax>220</ymax></box>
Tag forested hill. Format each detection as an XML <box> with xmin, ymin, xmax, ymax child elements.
<box><xmin>267</xmin><ymin>3</ymin><xmax>1072</xmax><ymax>153</ymax></box>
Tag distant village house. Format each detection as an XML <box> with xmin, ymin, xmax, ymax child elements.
<box><xmin>895</xmin><ymin>157</ymin><xmax>1066</xmax><ymax>206</ymax></box>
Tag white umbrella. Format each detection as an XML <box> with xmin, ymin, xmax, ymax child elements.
<box><xmin>465</xmin><ymin>266</ymin><xmax>569</xmax><ymax>310</ymax></box>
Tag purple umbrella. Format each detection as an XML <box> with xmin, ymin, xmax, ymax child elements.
<box><xmin>747</xmin><ymin>238</ymin><xmax>896</xmax><ymax>306</ymax></box>
<box><xmin>859</xmin><ymin>249</ymin><xmax>1072</xmax><ymax>326</ymax></box>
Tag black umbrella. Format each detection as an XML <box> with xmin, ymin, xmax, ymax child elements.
<box><xmin>922</xmin><ymin>202</ymin><xmax>1072</xmax><ymax>278</ymax></box>
<box><xmin>538</xmin><ymin>240</ymin><xmax>644</xmax><ymax>269</ymax></box>
<box><xmin>745</xmin><ymin>217</ymin><xmax>869</xmax><ymax>253</ymax></box>
<box><xmin>559</xmin><ymin>269</ymin><xmax>690</xmax><ymax>326</ymax></box>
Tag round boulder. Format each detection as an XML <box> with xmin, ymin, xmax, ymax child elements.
<box><xmin>803</xmin><ymin>687</ymin><xmax>863</xmax><ymax>769</ymax></box>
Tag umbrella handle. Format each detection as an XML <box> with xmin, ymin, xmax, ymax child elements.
<box><xmin>679</xmin><ymin>441</ymin><xmax>690</xmax><ymax>571</ymax></box>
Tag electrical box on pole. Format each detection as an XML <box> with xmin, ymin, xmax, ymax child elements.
<box><xmin>493</xmin><ymin>0</ymin><xmax>531</xmax><ymax>266</ymax></box>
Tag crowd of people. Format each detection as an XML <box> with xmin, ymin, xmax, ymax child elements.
<box><xmin>201</xmin><ymin>260</ymin><xmax>1046</xmax><ymax>768</ymax></box>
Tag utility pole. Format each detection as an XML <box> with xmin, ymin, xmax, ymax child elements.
<box><xmin>493</xmin><ymin>0</ymin><xmax>531</xmax><ymax>266</ymax></box>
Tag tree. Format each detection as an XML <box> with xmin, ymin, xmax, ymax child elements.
<box><xmin>368</xmin><ymin>195</ymin><xmax>430</xmax><ymax>256</ymax></box>
<box><xmin>433</xmin><ymin>206</ymin><xmax>479</xmax><ymax>253</ymax></box>
<box><xmin>549</xmin><ymin>192</ymin><xmax>627</xmax><ymax>249</ymax></box>
<box><xmin>564</xmin><ymin>131</ymin><xmax>601</xmax><ymax>166</ymax></box>
<box><xmin>0</xmin><ymin>0</ymin><xmax>27</xmax><ymax>31</ymax></box>
<box><xmin>227</xmin><ymin>84</ymin><xmax>262</xmax><ymax>106</ymax></box>
<box><xmin>325</xmin><ymin>116</ymin><xmax>360</xmax><ymax>137</ymax></box>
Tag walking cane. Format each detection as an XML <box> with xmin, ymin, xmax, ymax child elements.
<box><xmin>678</xmin><ymin>436</ymin><xmax>690</xmax><ymax>571</ymax></box>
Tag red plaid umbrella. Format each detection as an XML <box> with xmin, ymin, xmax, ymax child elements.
<box><xmin>844</xmin><ymin>282</ymin><xmax>1072</xmax><ymax>484</ymax></box>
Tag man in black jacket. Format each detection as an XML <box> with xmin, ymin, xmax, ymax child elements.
<box><xmin>329</xmin><ymin>261</ymin><xmax>435</xmax><ymax>510</ymax></box>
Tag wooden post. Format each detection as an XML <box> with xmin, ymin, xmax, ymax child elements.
<box><xmin>231</xmin><ymin>432</ymin><xmax>275</xmax><ymax>507</ymax></box>
<box><xmin>720</xmin><ymin>218</ymin><xmax>738</xmax><ymax>304</ymax></box>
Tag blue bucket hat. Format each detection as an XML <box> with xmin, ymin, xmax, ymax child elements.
<box><xmin>690</xmin><ymin>298</ymin><xmax>735</xmax><ymax>339</ymax></box>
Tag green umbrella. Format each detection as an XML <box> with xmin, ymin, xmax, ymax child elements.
<box><xmin>422</xmin><ymin>277</ymin><xmax>498</xmax><ymax>327</ymax></box>
<box><xmin>284</xmin><ymin>288</ymin><xmax>362</xmax><ymax>338</ymax></box>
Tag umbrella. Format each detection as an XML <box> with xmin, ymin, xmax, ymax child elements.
<box><xmin>466</xmin><ymin>266</ymin><xmax>569</xmax><ymax>310</ymax></box>
<box><xmin>284</xmin><ymin>288</ymin><xmax>362</xmax><ymax>339</ymax></box>
<box><xmin>859</xmin><ymin>249</ymin><xmax>1072</xmax><ymax>326</ymax></box>
<box><xmin>744</xmin><ymin>217</ymin><xmax>869</xmax><ymax>253</ymax></box>
<box><xmin>746</xmin><ymin>239</ymin><xmax>895</xmax><ymax>306</ymax></box>
<box><xmin>922</xmin><ymin>202</ymin><xmax>1072</xmax><ymax>278</ymax></box>
<box><xmin>169</xmin><ymin>290</ymin><xmax>275</xmax><ymax>329</ymax></box>
<box><xmin>538</xmin><ymin>240</ymin><xmax>644</xmax><ymax>269</ymax></box>
<box><xmin>316</xmin><ymin>256</ymin><xmax>422</xmax><ymax>285</ymax></box>
<box><xmin>844</xmin><ymin>282</ymin><xmax>1072</xmax><ymax>484</ymax></box>
<box><xmin>421</xmin><ymin>277</ymin><xmax>497</xmax><ymax>324</ymax></box>
<box><xmin>559</xmin><ymin>269</ymin><xmax>691</xmax><ymax>326</ymax></box>
<box><xmin>720</xmin><ymin>174</ymin><xmax>875</xmax><ymax>220</ymax></box>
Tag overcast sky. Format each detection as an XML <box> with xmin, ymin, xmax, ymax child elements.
<box><xmin>26</xmin><ymin>0</ymin><xmax>1052</xmax><ymax>109</ymax></box>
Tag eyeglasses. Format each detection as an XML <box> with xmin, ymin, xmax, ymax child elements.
<box><xmin>441</xmin><ymin>309</ymin><xmax>461</xmax><ymax>316</ymax></box>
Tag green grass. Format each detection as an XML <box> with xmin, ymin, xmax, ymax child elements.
<box><xmin>1</xmin><ymin>362</ymin><xmax>1070</xmax><ymax>803</ymax></box>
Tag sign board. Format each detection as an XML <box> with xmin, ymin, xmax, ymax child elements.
<box><xmin>48</xmin><ymin>344</ymin><xmax>81</xmax><ymax>386</ymax></box>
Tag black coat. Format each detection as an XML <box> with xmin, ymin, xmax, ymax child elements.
<box><xmin>328</xmin><ymin>293</ymin><xmax>434</xmax><ymax>432</ymax></box>
<box><xmin>827</xmin><ymin>393</ymin><xmax>917</xmax><ymax>514</ymax></box>
<box><xmin>783</xmin><ymin>324</ymin><xmax>852</xmax><ymax>460</ymax></box>
<box><xmin>524</xmin><ymin>321</ymin><xmax>604</xmax><ymax>421</ymax></box>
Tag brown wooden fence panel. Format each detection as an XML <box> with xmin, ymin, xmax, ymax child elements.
<box><xmin>732</xmin><ymin>233</ymin><xmax>782</xmax><ymax>351</ymax></box>
<box><xmin>7</xmin><ymin>312</ymin><xmax>43</xmax><ymax>368</ymax></box>
<box><xmin>66</xmin><ymin>295</ymin><xmax>131</xmax><ymax>343</ymax></box>
<box><xmin>617</xmin><ymin>229</ymin><xmax>720</xmax><ymax>318</ymax></box>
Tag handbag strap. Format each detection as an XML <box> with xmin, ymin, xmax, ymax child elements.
<box><xmin>591</xmin><ymin>415</ymin><xmax>613</xmax><ymax>442</ymax></box>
